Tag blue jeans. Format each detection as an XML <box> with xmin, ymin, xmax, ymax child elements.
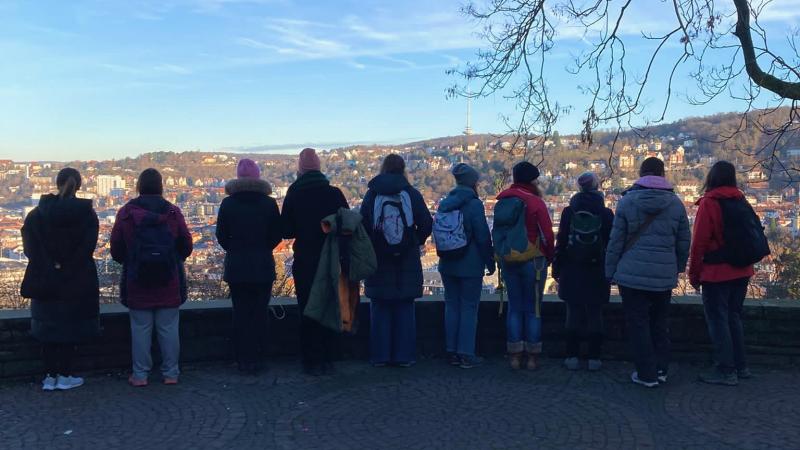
<box><xmin>502</xmin><ymin>258</ymin><xmax>547</xmax><ymax>353</ymax></box>
<box><xmin>369</xmin><ymin>299</ymin><xmax>416</xmax><ymax>365</ymax></box>
<box><xmin>442</xmin><ymin>275</ymin><xmax>483</xmax><ymax>357</ymax></box>
<box><xmin>702</xmin><ymin>278</ymin><xmax>749</xmax><ymax>374</ymax></box>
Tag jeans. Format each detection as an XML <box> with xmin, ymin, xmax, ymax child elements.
<box><xmin>620</xmin><ymin>286</ymin><xmax>671</xmax><ymax>383</ymax></box>
<box><xmin>564</xmin><ymin>303</ymin><xmax>605</xmax><ymax>359</ymax></box>
<box><xmin>442</xmin><ymin>275</ymin><xmax>483</xmax><ymax>357</ymax></box>
<box><xmin>129</xmin><ymin>307</ymin><xmax>180</xmax><ymax>380</ymax></box>
<box><xmin>503</xmin><ymin>258</ymin><xmax>547</xmax><ymax>353</ymax></box>
<box><xmin>229</xmin><ymin>282</ymin><xmax>272</xmax><ymax>366</ymax></box>
<box><xmin>702</xmin><ymin>277</ymin><xmax>750</xmax><ymax>374</ymax></box>
<box><xmin>370</xmin><ymin>299</ymin><xmax>416</xmax><ymax>364</ymax></box>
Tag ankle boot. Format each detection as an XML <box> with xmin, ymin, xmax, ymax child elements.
<box><xmin>509</xmin><ymin>352</ymin><xmax>523</xmax><ymax>370</ymax></box>
<box><xmin>526</xmin><ymin>352</ymin><xmax>539</xmax><ymax>370</ymax></box>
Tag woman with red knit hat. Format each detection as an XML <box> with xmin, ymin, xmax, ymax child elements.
<box><xmin>281</xmin><ymin>148</ymin><xmax>349</xmax><ymax>375</ymax></box>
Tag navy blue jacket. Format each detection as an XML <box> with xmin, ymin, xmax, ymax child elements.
<box><xmin>360</xmin><ymin>173</ymin><xmax>433</xmax><ymax>301</ymax></box>
<box><xmin>437</xmin><ymin>185</ymin><xmax>495</xmax><ymax>278</ymax></box>
<box><xmin>216</xmin><ymin>178</ymin><xmax>282</xmax><ymax>284</ymax></box>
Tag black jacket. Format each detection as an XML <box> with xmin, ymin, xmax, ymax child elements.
<box><xmin>281</xmin><ymin>171</ymin><xmax>349</xmax><ymax>301</ymax></box>
<box><xmin>552</xmin><ymin>191</ymin><xmax>614</xmax><ymax>305</ymax></box>
<box><xmin>216</xmin><ymin>178</ymin><xmax>282</xmax><ymax>284</ymax></box>
<box><xmin>360</xmin><ymin>173</ymin><xmax>433</xmax><ymax>301</ymax></box>
<box><xmin>21</xmin><ymin>194</ymin><xmax>100</xmax><ymax>343</ymax></box>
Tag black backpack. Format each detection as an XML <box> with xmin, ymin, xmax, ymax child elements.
<box><xmin>566</xmin><ymin>210</ymin><xmax>604</xmax><ymax>264</ymax></box>
<box><xmin>129</xmin><ymin>212</ymin><xmax>177</xmax><ymax>287</ymax></box>
<box><xmin>704</xmin><ymin>198</ymin><xmax>770</xmax><ymax>268</ymax></box>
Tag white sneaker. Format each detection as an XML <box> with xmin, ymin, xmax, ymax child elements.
<box><xmin>631</xmin><ymin>371</ymin><xmax>659</xmax><ymax>388</ymax></box>
<box><xmin>42</xmin><ymin>376</ymin><xmax>57</xmax><ymax>391</ymax></box>
<box><xmin>56</xmin><ymin>375</ymin><xmax>84</xmax><ymax>390</ymax></box>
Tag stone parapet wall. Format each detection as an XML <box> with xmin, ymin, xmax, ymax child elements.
<box><xmin>0</xmin><ymin>296</ymin><xmax>798</xmax><ymax>378</ymax></box>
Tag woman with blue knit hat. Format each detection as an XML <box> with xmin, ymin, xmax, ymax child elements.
<box><xmin>435</xmin><ymin>163</ymin><xmax>495</xmax><ymax>369</ymax></box>
<box><xmin>552</xmin><ymin>172</ymin><xmax>614</xmax><ymax>371</ymax></box>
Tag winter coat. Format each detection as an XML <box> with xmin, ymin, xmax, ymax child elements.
<box><xmin>605</xmin><ymin>176</ymin><xmax>691</xmax><ymax>292</ymax></box>
<box><xmin>21</xmin><ymin>195</ymin><xmax>100</xmax><ymax>343</ymax></box>
<box><xmin>360</xmin><ymin>173</ymin><xmax>433</xmax><ymax>301</ymax></box>
<box><xmin>436</xmin><ymin>185</ymin><xmax>495</xmax><ymax>278</ymax></box>
<box><xmin>552</xmin><ymin>191</ymin><xmax>614</xmax><ymax>305</ymax></box>
<box><xmin>688</xmin><ymin>186</ymin><xmax>755</xmax><ymax>286</ymax></box>
<box><xmin>216</xmin><ymin>178</ymin><xmax>282</xmax><ymax>285</ymax></box>
<box><xmin>305</xmin><ymin>208</ymin><xmax>377</xmax><ymax>333</ymax></box>
<box><xmin>281</xmin><ymin>170</ymin><xmax>349</xmax><ymax>303</ymax></box>
<box><xmin>496</xmin><ymin>183</ymin><xmax>555</xmax><ymax>261</ymax></box>
<box><xmin>110</xmin><ymin>195</ymin><xmax>193</xmax><ymax>309</ymax></box>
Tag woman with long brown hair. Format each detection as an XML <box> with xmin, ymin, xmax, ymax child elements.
<box><xmin>21</xmin><ymin>168</ymin><xmax>100</xmax><ymax>391</ymax></box>
<box><xmin>360</xmin><ymin>154</ymin><xmax>433</xmax><ymax>367</ymax></box>
<box><xmin>690</xmin><ymin>161</ymin><xmax>762</xmax><ymax>386</ymax></box>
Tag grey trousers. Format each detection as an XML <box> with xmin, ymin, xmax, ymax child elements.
<box><xmin>129</xmin><ymin>307</ymin><xmax>180</xmax><ymax>380</ymax></box>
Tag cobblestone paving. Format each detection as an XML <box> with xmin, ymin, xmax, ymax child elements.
<box><xmin>0</xmin><ymin>358</ymin><xmax>798</xmax><ymax>449</ymax></box>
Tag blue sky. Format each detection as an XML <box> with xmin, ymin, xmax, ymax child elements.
<box><xmin>2</xmin><ymin>0</ymin><xmax>800</xmax><ymax>161</ymax></box>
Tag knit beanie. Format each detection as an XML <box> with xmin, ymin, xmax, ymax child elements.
<box><xmin>236</xmin><ymin>158</ymin><xmax>260</xmax><ymax>179</ymax></box>
<box><xmin>452</xmin><ymin>163</ymin><xmax>479</xmax><ymax>187</ymax></box>
<box><xmin>512</xmin><ymin>161</ymin><xmax>540</xmax><ymax>184</ymax></box>
<box><xmin>298</xmin><ymin>148</ymin><xmax>321</xmax><ymax>175</ymax></box>
<box><xmin>640</xmin><ymin>157</ymin><xmax>665</xmax><ymax>177</ymax></box>
<box><xmin>577</xmin><ymin>172</ymin><xmax>599</xmax><ymax>192</ymax></box>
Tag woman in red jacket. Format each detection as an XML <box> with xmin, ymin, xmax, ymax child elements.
<box><xmin>689</xmin><ymin>161</ymin><xmax>754</xmax><ymax>386</ymax></box>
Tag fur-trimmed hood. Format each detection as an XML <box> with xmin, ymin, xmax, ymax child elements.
<box><xmin>225</xmin><ymin>178</ymin><xmax>272</xmax><ymax>196</ymax></box>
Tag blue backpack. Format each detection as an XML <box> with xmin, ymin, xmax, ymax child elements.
<box><xmin>129</xmin><ymin>212</ymin><xmax>177</xmax><ymax>287</ymax></box>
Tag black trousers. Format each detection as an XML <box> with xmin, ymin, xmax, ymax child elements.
<box><xmin>564</xmin><ymin>303</ymin><xmax>604</xmax><ymax>359</ymax></box>
<box><xmin>229</xmin><ymin>283</ymin><xmax>272</xmax><ymax>366</ymax></box>
<box><xmin>702</xmin><ymin>278</ymin><xmax>750</xmax><ymax>374</ymax></box>
<box><xmin>293</xmin><ymin>265</ymin><xmax>338</xmax><ymax>370</ymax></box>
<box><xmin>42</xmin><ymin>343</ymin><xmax>76</xmax><ymax>377</ymax></box>
<box><xmin>620</xmin><ymin>286</ymin><xmax>671</xmax><ymax>383</ymax></box>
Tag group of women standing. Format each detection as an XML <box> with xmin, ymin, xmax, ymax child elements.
<box><xmin>20</xmin><ymin>149</ymin><xmax>759</xmax><ymax>391</ymax></box>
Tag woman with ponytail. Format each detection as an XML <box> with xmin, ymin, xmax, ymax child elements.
<box><xmin>21</xmin><ymin>168</ymin><xmax>100</xmax><ymax>391</ymax></box>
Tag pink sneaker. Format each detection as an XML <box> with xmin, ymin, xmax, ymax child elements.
<box><xmin>163</xmin><ymin>377</ymin><xmax>179</xmax><ymax>385</ymax></box>
<box><xmin>128</xmin><ymin>376</ymin><xmax>148</xmax><ymax>387</ymax></box>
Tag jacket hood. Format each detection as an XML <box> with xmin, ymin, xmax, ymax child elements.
<box><xmin>696</xmin><ymin>186</ymin><xmax>744</xmax><ymax>205</ymax></box>
<box><xmin>439</xmin><ymin>185</ymin><xmax>477</xmax><ymax>212</ymax></box>
<box><xmin>496</xmin><ymin>183</ymin><xmax>537</xmax><ymax>201</ymax></box>
<box><xmin>634</xmin><ymin>175</ymin><xmax>674</xmax><ymax>191</ymax></box>
<box><xmin>321</xmin><ymin>208</ymin><xmax>363</xmax><ymax>234</ymax></box>
<box><xmin>568</xmin><ymin>191</ymin><xmax>605</xmax><ymax>214</ymax></box>
<box><xmin>367</xmin><ymin>173</ymin><xmax>410</xmax><ymax>195</ymax></box>
<box><xmin>225</xmin><ymin>178</ymin><xmax>272</xmax><ymax>196</ymax></box>
<box><xmin>625</xmin><ymin>188</ymin><xmax>678</xmax><ymax>215</ymax></box>
<box><xmin>37</xmin><ymin>194</ymin><xmax>93</xmax><ymax>226</ymax></box>
<box><xmin>289</xmin><ymin>170</ymin><xmax>329</xmax><ymax>192</ymax></box>
<box><xmin>120</xmin><ymin>195</ymin><xmax>177</xmax><ymax>223</ymax></box>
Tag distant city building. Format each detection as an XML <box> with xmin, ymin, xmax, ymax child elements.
<box><xmin>97</xmin><ymin>175</ymin><xmax>126</xmax><ymax>197</ymax></box>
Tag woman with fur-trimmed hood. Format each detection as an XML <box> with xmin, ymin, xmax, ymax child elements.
<box><xmin>216</xmin><ymin>159</ymin><xmax>283</xmax><ymax>374</ymax></box>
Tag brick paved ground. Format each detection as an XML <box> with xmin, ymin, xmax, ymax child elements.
<box><xmin>0</xmin><ymin>358</ymin><xmax>798</xmax><ymax>449</ymax></box>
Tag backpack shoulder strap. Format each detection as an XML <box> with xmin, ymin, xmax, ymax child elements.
<box><xmin>623</xmin><ymin>211</ymin><xmax>660</xmax><ymax>253</ymax></box>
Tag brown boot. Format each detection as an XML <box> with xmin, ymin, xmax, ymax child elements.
<box><xmin>526</xmin><ymin>353</ymin><xmax>538</xmax><ymax>370</ymax></box>
<box><xmin>509</xmin><ymin>352</ymin><xmax>523</xmax><ymax>370</ymax></box>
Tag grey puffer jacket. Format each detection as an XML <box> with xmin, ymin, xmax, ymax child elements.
<box><xmin>605</xmin><ymin>176</ymin><xmax>691</xmax><ymax>292</ymax></box>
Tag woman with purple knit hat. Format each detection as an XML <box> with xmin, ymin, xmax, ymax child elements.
<box><xmin>216</xmin><ymin>159</ymin><xmax>282</xmax><ymax>374</ymax></box>
<box><xmin>552</xmin><ymin>172</ymin><xmax>614</xmax><ymax>371</ymax></box>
